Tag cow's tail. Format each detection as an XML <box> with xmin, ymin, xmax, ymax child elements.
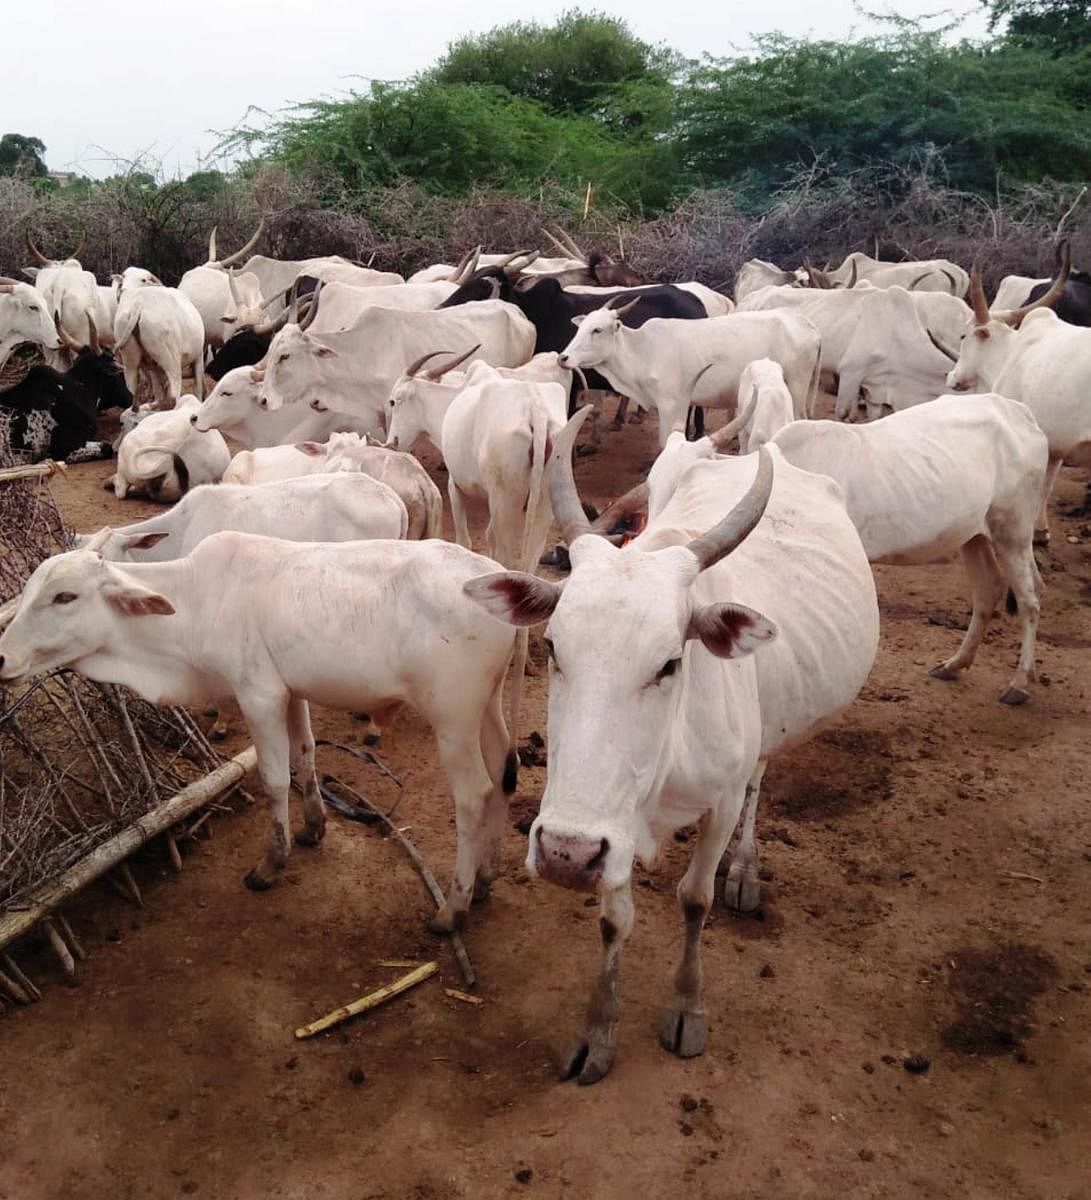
<box><xmin>114</xmin><ymin>306</ymin><xmax>141</xmax><ymax>353</ymax></box>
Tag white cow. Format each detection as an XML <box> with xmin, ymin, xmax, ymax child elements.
<box><xmin>258</xmin><ymin>296</ymin><xmax>536</xmax><ymax>425</ymax></box>
<box><xmin>222</xmin><ymin>444</ymin><xmax>327</xmax><ymax>485</ymax></box>
<box><xmin>0</xmin><ymin>532</ymin><xmax>523</xmax><ymax>932</ymax></box>
<box><xmin>82</xmin><ymin>474</ymin><xmax>407</xmax><ymax>561</ymax></box>
<box><xmin>825</xmin><ymin>252</ymin><xmax>968</xmax><ymax>296</ymax></box>
<box><xmin>734</xmin><ymin>259</ymin><xmax>806</xmax><ymax>302</ymax></box>
<box><xmin>23</xmin><ymin>238</ymin><xmax>99</xmax><ymax>349</ymax></box>
<box><xmin>739</xmin><ymin>283</ymin><xmax>962</xmax><ymax>419</ymax></box>
<box><xmin>320</xmin><ymin>433</ymin><xmax>443</xmax><ymax>539</ymax></box>
<box><xmin>179</xmin><ymin>266</ymin><xmax>265</xmax><ymax>347</ymax></box>
<box><xmin>306</xmin><ymin>280</ymin><xmax>458</xmax><ymax>334</ymax></box>
<box><xmin>557</xmin><ymin>301</ymin><xmax>821</xmax><ymax>446</ymax></box>
<box><xmin>113</xmin><ymin>395</ymin><xmax>229</xmax><ymax>501</ymax></box>
<box><xmin>193</xmin><ymin>366</ymin><xmax>377</xmax><ymax>448</ymax></box>
<box><xmin>942</xmin><ymin>260</ymin><xmax>1087</xmax><ymax>544</ymax></box>
<box><xmin>113</xmin><ymin>269</ymin><xmax>206</xmax><ymax>405</ymax></box>
<box><xmin>0</xmin><ymin>279</ymin><xmax>62</xmax><ymax>362</ymax></box>
<box><xmin>462</xmin><ymin>415</ymin><xmax>878</xmax><ymax>1082</ymax></box>
<box><xmin>737</xmin><ymin>358</ymin><xmax>795</xmax><ymax>452</ymax></box>
<box><xmin>992</xmin><ymin>275</ymin><xmax>1046</xmax><ymax>311</ymax></box>
<box><xmin>238</xmin><ymin>255</ymin><xmax>394</xmax><ymax>314</ymax></box>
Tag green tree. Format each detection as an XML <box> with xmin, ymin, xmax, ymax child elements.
<box><xmin>0</xmin><ymin>133</ymin><xmax>47</xmax><ymax>178</ymax></box>
<box><xmin>983</xmin><ymin>0</ymin><xmax>1091</xmax><ymax>52</ymax></box>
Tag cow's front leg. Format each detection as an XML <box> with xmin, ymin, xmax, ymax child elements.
<box><xmin>287</xmin><ymin>697</ymin><xmax>325</xmax><ymax>848</ymax></box>
<box><xmin>559</xmin><ymin>882</ymin><xmax>634</xmax><ymax>1085</ymax></box>
<box><xmin>238</xmin><ymin>693</ymin><xmax>292</xmax><ymax>891</ymax></box>
<box><xmin>661</xmin><ymin>805</ymin><xmax>736</xmax><ymax>1058</ymax></box>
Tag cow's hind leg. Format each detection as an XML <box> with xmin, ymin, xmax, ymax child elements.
<box><xmin>722</xmin><ymin>761</ymin><xmax>767</xmax><ymax>914</ymax></box>
<box><xmin>662</xmin><ymin>803</ymin><xmax>737</xmax><ymax>1058</ymax></box>
<box><xmin>1034</xmin><ymin>457</ymin><xmax>1063</xmax><ymax>546</ymax></box>
<box><xmin>993</xmin><ymin>537</ymin><xmax>1042</xmax><ymax>706</ymax></box>
<box><xmin>428</xmin><ymin>727</ymin><xmax>495</xmax><ymax>934</ymax></box>
<box><xmin>930</xmin><ymin>536</ymin><xmax>1000</xmax><ymax>683</ymax></box>
<box><xmin>238</xmin><ymin>692</ymin><xmax>293</xmax><ymax>891</ymax></box>
<box><xmin>448</xmin><ymin>480</ymin><xmax>472</xmax><ymax>550</ymax></box>
<box><xmin>474</xmin><ymin>681</ymin><xmax>513</xmax><ymax>901</ymax></box>
<box><xmin>560</xmin><ymin>883</ymin><xmax>634</xmax><ymax>1085</ymax></box>
<box><xmin>287</xmin><ymin>697</ymin><xmax>325</xmax><ymax>847</ymax></box>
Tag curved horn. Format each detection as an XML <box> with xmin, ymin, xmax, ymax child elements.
<box><xmin>804</xmin><ymin>261</ymin><xmax>832</xmax><ymax>289</ymax></box>
<box><xmin>225</xmin><ymin>267</ymin><xmax>242</xmax><ymax>310</ymax></box>
<box><xmin>83</xmin><ymin>527</ymin><xmax>114</xmax><ymax>554</ymax></box>
<box><xmin>908</xmin><ymin>270</ymin><xmax>930</xmax><ymax>291</ymax></box>
<box><xmin>405</xmin><ymin>349</ymin><xmax>456</xmax><ymax>378</ymax></box>
<box><xmin>541</xmin><ymin>227</ymin><xmax>574</xmax><ymax>258</ymax></box>
<box><xmin>217</xmin><ymin>219</ymin><xmax>265</xmax><ymax>268</ymax></box>
<box><xmin>547</xmin><ymin>406</ymin><xmax>595</xmax><ymax>545</ymax></box>
<box><xmin>589</xmin><ymin>478</ymin><xmax>649</xmax><ymax>536</ymax></box>
<box><xmin>446</xmin><ymin>246</ymin><xmax>473</xmax><ymax>282</ymax></box>
<box><xmin>426</xmin><ymin>343</ymin><xmax>481</xmax><ymax>381</ymax></box>
<box><xmin>26</xmin><ymin>233</ymin><xmax>51</xmax><ymax>266</ymax></box>
<box><xmin>207</xmin><ymin>226</ymin><xmax>218</xmax><ymax>262</ymax></box>
<box><xmin>1003</xmin><ymin>240</ymin><xmax>1071</xmax><ymax>326</ymax></box>
<box><xmin>253</xmin><ymin>305</ymin><xmax>291</xmax><ymax>337</ymax></box>
<box><xmin>87</xmin><ymin>314</ymin><xmax>101</xmax><ymax>356</ymax></box>
<box><xmin>606</xmin><ymin>294</ymin><xmax>643</xmax><ymax>318</ymax></box>
<box><xmin>969</xmin><ymin>267</ymin><xmax>990</xmax><ymax>326</ymax></box>
<box><xmin>555</xmin><ymin>227</ymin><xmax>586</xmax><ymax>263</ymax></box>
<box><xmin>844</xmin><ymin>260</ymin><xmax>858</xmax><ymax>289</ymax></box>
<box><xmin>297</xmin><ymin>278</ymin><xmax>322</xmax><ymax>331</ymax></box>
<box><xmin>496</xmin><ymin>249</ymin><xmax>532</xmax><ymax>271</ymax></box>
<box><xmin>926</xmin><ymin>329</ymin><xmax>959</xmax><ymax>363</ymax></box>
<box><xmin>56</xmin><ymin>312</ymin><xmax>81</xmax><ymax>353</ymax></box>
<box><xmin>941</xmin><ymin>268</ymin><xmax>958</xmax><ymax>292</ymax></box>
<box><xmin>708</xmin><ymin>385</ymin><xmax>759</xmax><ymax>451</ymax></box>
<box><xmin>69</xmin><ymin>236</ymin><xmax>86</xmax><ymax>262</ymax></box>
<box><xmin>685</xmin><ymin>446</ymin><xmax>775</xmax><ymax>572</ymax></box>
<box><xmin>0</xmin><ymin>275</ymin><xmax>22</xmax><ymax>286</ymax></box>
<box><xmin>500</xmin><ymin>249</ymin><xmax>540</xmax><ymax>277</ymax></box>
<box><xmin>454</xmin><ymin>245</ymin><xmax>482</xmax><ymax>285</ymax></box>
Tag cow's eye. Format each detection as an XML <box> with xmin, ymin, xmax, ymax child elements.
<box><xmin>656</xmin><ymin>657</ymin><xmax>680</xmax><ymax>681</ymax></box>
<box><xmin>277</xmin><ymin>353</ymin><xmax>289</xmax><ymax>364</ymax></box>
<box><xmin>28</xmin><ymin>305</ymin><xmax>38</xmax><ymax>312</ymax></box>
<box><xmin>52</xmin><ymin>592</ymin><xmax>78</xmax><ymax>605</ymax></box>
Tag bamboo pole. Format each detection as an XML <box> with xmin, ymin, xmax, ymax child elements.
<box><xmin>0</xmin><ymin>747</ymin><xmax>256</xmax><ymax>953</ymax></box>
<box><xmin>0</xmin><ymin>461</ymin><xmax>64</xmax><ymax>484</ymax></box>
<box><xmin>294</xmin><ymin>961</ymin><xmax>438</xmax><ymax>1040</ymax></box>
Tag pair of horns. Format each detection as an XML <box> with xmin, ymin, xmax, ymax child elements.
<box><xmin>207</xmin><ymin>220</ymin><xmax>264</xmax><ymax>267</ymax></box>
<box><xmin>541</xmin><ymin>226</ymin><xmax>587</xmax><ymax>263</ymax></box>
<box><xmin>254</xmin><ymin>277</ymin><xmax>321</xmax><ymax>336</ymax></box>
<box><xmin>969</xmin><ymin>238</ymin><xmax>1071</xmax><ymax>328</ymax></box>
<box><xmin>55</xmin><ymin>313</ymin><xmax>101</xmax><ymax>355</ymax></box>
<box><xmin>550</xmin><ymin>407</ymin><xmax>774</xmax><ymax>571</ymax></box>
<box><xmin>404</xmin><ymin>344</ymin><xmax>481</xmax><ymax>381</ymax></box>
<box><xmin>26</xmin><ymin>232</ymin><xmax>86</xmax><ymax>265</ymax></box>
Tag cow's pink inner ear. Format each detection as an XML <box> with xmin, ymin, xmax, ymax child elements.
<box><xmin>688</xmin><ymin>602</ymin><xmax>777</xmax><ymax>660</ymax></box>
<box><xmin>462</xmin><ymin>573</ymin><xmax>561</xmax><ymax>626</ymax></box>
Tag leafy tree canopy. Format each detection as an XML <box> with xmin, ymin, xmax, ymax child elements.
<box><xmin>0</xmin><ymin>134</ymin><xmax>47</xmax><ymax>179</ymax></box>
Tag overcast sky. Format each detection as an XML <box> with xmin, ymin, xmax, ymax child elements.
<box><xmin>5</xmin><ymin>0</ymin><xmax>990</xmax><ymax>178</ymax></box>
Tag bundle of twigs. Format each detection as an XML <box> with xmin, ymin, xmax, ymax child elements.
<box><xmin>0</xmin><ymin>343</ymin><xmax>44</xmax><ymax>395</ymax></box>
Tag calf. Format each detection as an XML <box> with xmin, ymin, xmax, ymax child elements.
<box><xmin>0</xmin><ymin>532</ymin><xmax>522</xmax><ymax>931</ymax></box>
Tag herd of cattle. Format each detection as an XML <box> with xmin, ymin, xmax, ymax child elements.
<box><xmin>0</xmin><ymin>225</ymin><xmax>1089</xmax><ymax>1084</ymax></box>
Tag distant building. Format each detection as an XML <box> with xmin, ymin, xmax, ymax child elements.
<box><xmin>47</xmin><ymin>170</ymin><xmax>76</xmax><ymax>187</ymax></box>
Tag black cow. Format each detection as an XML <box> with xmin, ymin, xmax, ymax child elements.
<box><xmin>1023</xmin><ymin>269</ymin><xmax>1091</xmax><ymax>327</ymax></box>
<box><xmin>439</xmin><ymin>269</ymin><xmax>710</xmax><ymax>422</ymax></box>
<box><xmin>1</xmin><ymin>348</ymin><xmax>127</xmax><ymax>463</ymax></box>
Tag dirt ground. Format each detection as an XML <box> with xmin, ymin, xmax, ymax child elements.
<box><xmin>1</xmin><ymin>404</ymin><xmax>1090</xmax><ymax>1200</ymax></box>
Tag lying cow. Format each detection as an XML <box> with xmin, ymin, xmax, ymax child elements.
<box><xmin>462</xmin><ymin>414</ymin><xmax>878</xmax><ymax>1082</ymax></box>
<box><xmin>113</xmin><ymin>396</ymin><xmax>229</xmax><ymax>501</ymax></box>
<box><xmin>80</xmin><ymin>474</ymin><xmax>408</xmax><ymax>561</ymax></box>
<box><xmin>0</xmin><ymin>531</ymin><xmax>522</xmax><ymax>932</ymax></box>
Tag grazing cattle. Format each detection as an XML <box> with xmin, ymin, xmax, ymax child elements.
<box><xmin>23</xmin><ymin>236</ymin><xmax>100</xmax><ymax>349</ymax></box>
<box><xmin>0</xmin><ymin>279</ymin><xmax>63</xmax><ymax>364</ymax></box>
<box><xmin>0</xmin><ymin>347</ymin><xmax>125</xmax><ymax>463</ymax></box>
<box><xmin>557</xmin><ymin>300</ymin><xmax>820</xmax><ymax>445</ymax></box>
<box><xmin>823</xmin><ymin>252</ymin><xmax>968</xmax><ymax>296</ymax></box>
<box><xmin>82</xmin><ymin>473</ymin><xmax>408</xmax><ymax>562</ymax></box>
<box><xmin>320</xmin><ymin>433</ymin><xmax>443</xmax><ymax>539</ymax></box>
<box><xmin>113</xmin><ymin>395</ymin><xmax>229</xmax><ymax>501</ymax></box>
<box><xmin>193</xmin><ymin>366</ymin><xmax>377</xmax><ymax>448</ymax></box>
<box><xmin>942</xmin><ymin>251</ymin><xmax>1088</xmax><ymax>544</ymax></box>
<box><xmin>739</xmin><ymin>283</ymin><xmax>965</xmax><ymax>419</ymax></box>
<box><xmin>113</xmin><ymin>269</ymin><xmax>206</xmax><ymax>405</ymax></box>
<box><xmin>0</xmin><ymin>531</ymin><xmax>523</xmax><ymax>933</ymax></box>
<box><xmin>258</xmin><ymin>292</ymin><xmax>535</xmax><ymax>427</ymax></box>
<box><xmin>462</xmin><ymin>415</ymin><xmax>878</xmax><ymax>1081</ymax></box>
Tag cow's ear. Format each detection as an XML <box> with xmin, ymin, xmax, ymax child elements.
<box><xmin>688</xmin><ymin>602</ymin><xmax>776</xmax><ymax>659</ymax></box>
<box><xmin>570</xmin><ymin>313</ymin><xmax>586</xmax><ymax>327</ymax></box>
<box><xmin>220</xmin><ymin>314</ymin><xmax>237</xmax><ymax>324</ymax></box>
<box><xmin>295</xmin><ymin>441</ymin><xmax>326</xmax><ymax>456</ymax></box>
<box><xmin>313</xmin><ymin>345</ymin><xmax>338</xmax><ymax>358</ymax></box>
<box><xmin>22</xmin><ymin>267</ymin><xmax>39</xmax><ymax>280</ymax></box>
<box><xmin>122</xmin><ymin>531</ymin><xmax>169</xmax><ymax>551</ymax></box>
<box><xmin>102</xmin><ymin>580</ymin><xmax>176</xmax><ymax>616</ymax></box>
<box><xmin>463</xmin><ymin>572</ymin><xmax>561</xmax><ymax>626</ymax></box>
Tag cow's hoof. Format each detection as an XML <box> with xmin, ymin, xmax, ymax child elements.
<box><xmin>659</xmin><ymin>1005</ymin><xmax>708</xmax><ymax>1058</ymax></box>
<box><xmin>243</xmin><ymin>869</ymin><xmax>277</xmax><ymax>892</ymax></box>
<box><xmin>929</xmin><ymin>662</ymin><xmax>960</xmax><ymax>682</ymax></box>
<box><xmin>1032</xmin><ymin>529</ymin><xmax>1050</xmax><ymax>548</ymax></box>
<box><xmin>472</xmin><ymin>874</ymin><xmax>493</xmax><ymax>903</ymax></box>
<box><xmin>363</xmin><ymin>731</ymin><xmax>382</xmax><ymax>747</ymax></box>
<box><xmin>999</xmin><ymin>686</ymin><xmax>1029</xmax><ymax>706</ymax></box>
<box><xmin>723</xmin><ymin>871</ymin><xmax>761</xmax><ymax>915</ymax></box>
<box><xmin>559</xmin><ymin>1034</ymin><xmax>615</xmax><ymax>1085</ymax></box>
<box><xmin>609</xmin><ymin>419</ymin><xmax>624</xmax><ymax>432</ymax></box>
<box><xmin>426</xmin><ymin>905</ymin><xmax>464</xmax><ymax>935</ymax></box>
<box><xmin>294</xmin><ymin>828</ymin><xmax>323</xmax><ymax>848</ymax></box>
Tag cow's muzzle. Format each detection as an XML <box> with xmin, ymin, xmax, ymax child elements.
<box><xmin>533</xmin><ymin>826</ymin><xmax>609</xmax><ymax>892</ymax></box>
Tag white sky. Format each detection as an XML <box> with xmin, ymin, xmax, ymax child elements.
<box><xmin>4</xmin><ymin>0</ymin><xmax>990</xmax><ymax>178</ymax></box>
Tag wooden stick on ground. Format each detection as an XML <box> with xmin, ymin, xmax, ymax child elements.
<box><xmin>0</xmin><ymin>747</ymin><xmax>256</xmax><ymax>954</ymax></box>
<box><xmin>295</xmin><ymin>961</ymin><xmax>438</xmax><ymax>1040</ymax></box>
<box><xmin>2</xmin><ymin>953</ymin><xmax>40</xmax><ymax>1002</ymax></box>
<box><xmin>320</xmin><ymin>774</ymin><xmax>476</xmax><ymax>988</ymax></box>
